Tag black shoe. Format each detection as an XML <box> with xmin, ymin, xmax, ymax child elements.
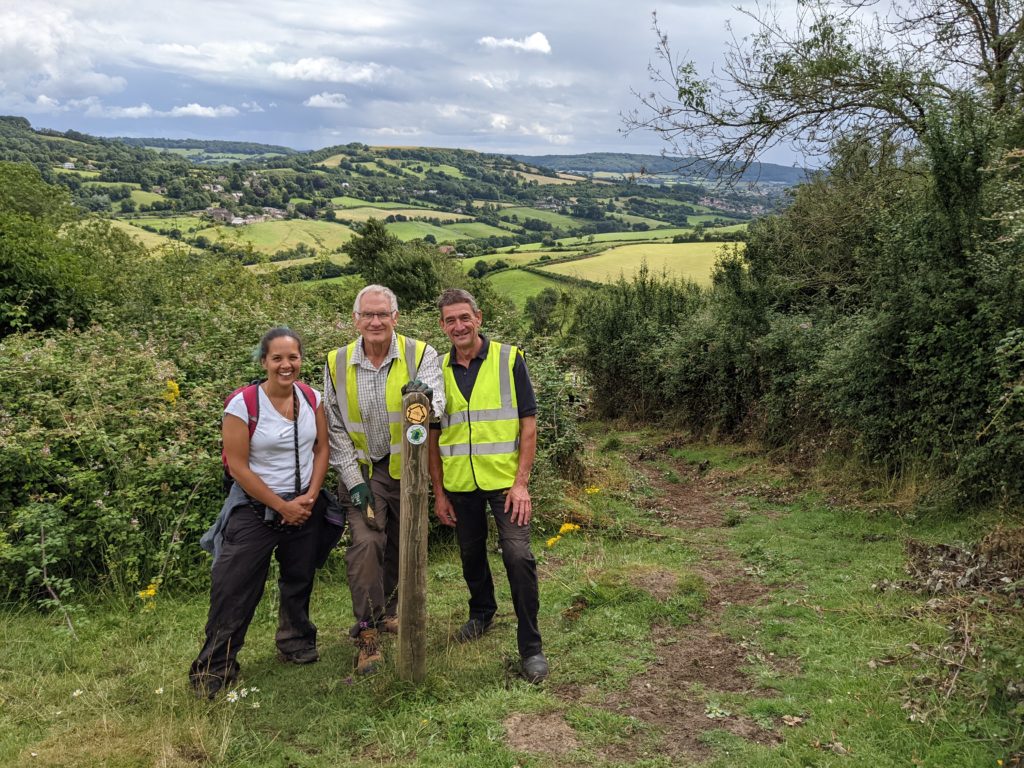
<box><xmin>277</xmin><ymin>646</ymin><xmax>320</xmax><ymax>665</ymax></box>
<box><xmin>190</xmin><ymin>674</ymin><xmax>225</xmax><ymax>700</ymax></box>
<box><xmin>455</xmin><ymin>618</ymin><xmax>493</xmax><ymax>643</ymax></box>
<box><xmin>521</xmin><ymin>653</ymin><xmax>548</xmax><ymax>684</ymax></box>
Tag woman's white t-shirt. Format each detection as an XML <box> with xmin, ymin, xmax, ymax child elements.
<box><xmin>224</xmin><ymin>385</ymin><xmax>322</xmax><ymax>495</ymax></box>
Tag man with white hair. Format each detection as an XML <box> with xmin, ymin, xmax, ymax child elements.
<box><xmin>324</xmin><ymin>284</ymin><xmax>444</xmax><ymax>675</ymax></box>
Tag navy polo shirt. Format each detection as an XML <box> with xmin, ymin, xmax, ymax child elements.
<box><xmin>446</xmin><ymin>335</ymin><xmax>537</xmax><ymax>418</ymax></box>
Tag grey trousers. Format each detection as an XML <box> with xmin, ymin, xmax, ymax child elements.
<box><xmin>339</xmin><ymin>458</ymin><xmax>402</xmax><ymax>635</ymax></box>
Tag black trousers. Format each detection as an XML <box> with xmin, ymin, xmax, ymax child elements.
<box><xmin>448</xmin><ymin>488</ymin><xmax>543</xmax><ymax>658</ymax></box>
<box><xmin>190</xmin><ymin>504</ymin><xmax>321</xmax><ymax>684</ymax></box>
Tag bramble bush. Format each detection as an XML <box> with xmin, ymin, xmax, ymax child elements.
<box><xmin>0</xmin><ymin>162</ymin><xmax>584</xmax><ymax>603</ymax></box>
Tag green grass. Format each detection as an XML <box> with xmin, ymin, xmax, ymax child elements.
<box><xmin>130</xmin><ymin>190</ymin><xmax>166</xmax><ymax>206</ymax></box>
<box><xmin>376</xmin><ymin>158</ymin><xmax>466</xmax><ymax>179</ymax></box>
<box><xmin>441</xmin><ymin>222</ymin><xmax>510</xmax><ymax>239</ymax></box>
<box><xmin>500</xmin><ymin>207</ymin><xmax>583</xmax><ymax>230</ymax></box>
<box><xmin>124</xmin><ymin>216</ymin><xmax>209</xmax><ymax>233</ymax></box>
<box><xmin>194</xmin><ymin>220</ymin><xmax>356</xmax><ymax>254</ymax></box>
<box><xmin>330</xmin><ymin>196</ymin><xmax>411</xmax><ymax>209</ymax></box>
<box><xmin>538</xmin><ymin>242</ymin><xmax>737</xmax><ymax>286</ymax></box>
<box><xmin>108</xmin><ymin>220</ymin><xmax>179</xmax><ymax>250</ymax></box>
<box><xmin>1</xmin><ymin>431</ymin><xmax>1019</xmax><ymax>766</ymax></box>
<box><xmin>250</xmin><ymin>253</ymin><xmax>351</xmax><ymax>272</ymax></box>
<box><xmin>82</xmin><ymin>181</ymin><xmax>142</xmax><ymax>190</ymax></box>
<box><xmin>338</xmin><ymin>207</ymin><xmax>469</xmax><ymax>224</ymax></box>
<box><xmin>52</xmin><ymin>167</ymin><xmax>101</xmax><ymax>178</ymax></box>
<box><xmin>551</xmin><ymin>228</ymin><xmax>694</xmax><ymax>246</ymax></box>
<box><xmin>385</xmin><ymin>221</ymin><xmax>472</xmax><ymax>242</ymax></box>
<box><xmin>485</xmin><ymin>269</ymin><xmax>567</xmax><ymax>306</ymax></box>
<box><xmin>460</xmin><ymin>252</ymin><xmax>553</xmax><ymax>273</ymax></box>
<box><xmin>512</xmin><ymin>170</ymin><xmax>576</xmax><ymax>186</ymax></box>
<box><xmin>606</xmin><ymin>213</ymin><xmax>671</xmax><ymax>228</ymax></box>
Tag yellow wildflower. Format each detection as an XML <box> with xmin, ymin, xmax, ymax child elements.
<box><xmin>163</xmin><ymin>379</ymin><xmax>180</xmax><ymax>405</ymax></box>
<box><xmin>137</xmin><ymin>583</ymin><xmax>158</xmax><ymax>599</ymax></box>
<box><xmin>546</xmin><ymin>535</ymin><xmax>561</xmax><ymax>548</ymax></box>
<box><xmin>584</xmin><ymin>486</ymin><xmax>601</xmax><ymax>495</ymax></box>
<box><xmin>559</xmin><ymin>522</ymin><xmax>581</xmax><ymax>535</ymax></box>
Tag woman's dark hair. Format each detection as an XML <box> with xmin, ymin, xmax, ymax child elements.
<box><xmin>257</xmin><ymin>326</ymin><xmax>304</xmax><ymax>362</ymax></box>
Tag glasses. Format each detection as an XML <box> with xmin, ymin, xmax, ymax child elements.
<box><xmin>356</xmin><ymin>311</ymin><xmax>394</xmax><ymax>321</ymax></box>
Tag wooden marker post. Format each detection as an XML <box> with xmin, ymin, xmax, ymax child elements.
<box><xmin>397</xmin><ymin>391</ymin><xmax>430</xmax><ymax>682</ymax></box>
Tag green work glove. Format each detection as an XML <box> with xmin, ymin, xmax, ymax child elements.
<box><xmin>401</xmin><ymin>379</ymin><xmax>433</xmax><ymax>402</ymax></box>
<box><xmin>349</xmin><ymin>482</ymin><xmax>375</xmax><ymax>515</ymax></box>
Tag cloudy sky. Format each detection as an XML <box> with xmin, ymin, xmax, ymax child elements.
<box><xmin>0</xmin><ymin>0</ymin><xmax>794</xmax><ymax>159</ymax></box>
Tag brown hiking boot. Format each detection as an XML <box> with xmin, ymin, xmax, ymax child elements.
<box><xmin>381</xmin><ymin>615</ymin><xmax>399</xmax><ymax>634</ymax></box>
<box><xmin>356</xmin><ymin>628</ymin><xmax>382</xmax><ymax>675</ymax></box>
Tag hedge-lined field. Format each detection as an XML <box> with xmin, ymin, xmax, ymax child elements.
<box><xmin>537</xmin><ymin>241</ymin><xmax>732</xmax><ymax>285</ymax></box>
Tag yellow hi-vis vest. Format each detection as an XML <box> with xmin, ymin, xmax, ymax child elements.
<box><xmin>327</xmin><ymin>334</ymin><xmax>426</xmax><ymax>479</ymax></box>
<box><xmin>438</xmin><ymin>340</ymin><xmax>520</xmax><ymax>492</ymax></box>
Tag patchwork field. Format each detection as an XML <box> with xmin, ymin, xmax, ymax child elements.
<box><xmin>125</xmin><ymin>215</ymin><xmax>209</xmax><ymax>233</ymax></box>
<box><xmin>513</xmin><ymin>170</ymin><xmax>575</xmax><ymax>185</ymax></box>
<box><xmin>441</xmin><ymin>222</ymin><xmax>511</xmax><ymax>238</ymax></box>
<box><xmin>330</xmin><ymin>196</ymin><xmax>412</xmax><ymax>209</ymax></box>
<box><xmin>109</xmin><ymin>220</ymin><xmax>178</xmax><ymax>250</ymax></box>
<box><xmin>485</xmin><ymin>268</ymin><xmax>568</xmax><ymax>305</ymax></box>
<box><xmin>461</xmin><ymin>251</ymin><xmax>555</xmax><ymax>272</ymax></box>
<box><xmin>52</xmin><ymin>167</ymin><xmax>101</xmax><ymax>178</ymax></box>
<box><xmin>377</xmin><ymin>158</ymin><xmax>466</xmax><ymax>179</ymax></box>
<box><xmin>500</xmin><ymin>206</ymin><xmax>583</xmax><ymax>229</ymax></box>
<box><xmin>250</xmin><ymin>252</ymin><xmax>351</xmax><ymax>272</ymax></box>
<box><xmin>336</xmin><ymin>207</ymin><xmax>470</xmax><ymax>223</ymax></box>
<box><xmin>385</xmin><ymin>221</ymin><xmax>468</xmax><ymax>241</ymax></box>
<box><xmin>193</xmin><ymin>219</ymin><xmax>356</xmax><ymax>254</ymax></box>
<box><xmin>129</xmin><ymin>190</ymin><xmax>167</xmax><ymax>206</ymax></box>
<box><xmin>607</xmin><ymin>212</ymin><xmax>672</xmax><ymax>228</ymax></box>
<box><xmin>537</xmin><ymin>241</ymin><xmax>738</xmax><ymax>286</ymax></box>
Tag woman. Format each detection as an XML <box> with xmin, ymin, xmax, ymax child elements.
<box><xmin>190</xmin><ymin>327</ymin><xmax>330</xmax><ymax>699</ymax></box>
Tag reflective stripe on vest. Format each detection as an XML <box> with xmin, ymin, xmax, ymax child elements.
<box><xmin>327</xmin><ymin>334</ymin><xmax>425</xmax><ymax>479</ymax></box>
<box><xmin>438</xmin><ymin>341</ymin><xmax>520</xmax><ymax>492</ymax></box>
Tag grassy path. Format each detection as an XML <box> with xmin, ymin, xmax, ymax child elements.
<box><xmin>1</xmin><ymin>430</ymin><xmax>1020</xmax><ymax>766</ymax></box>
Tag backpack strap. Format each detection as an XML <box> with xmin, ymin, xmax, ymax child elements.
<box><xmin>295</xmin><ymin>380</ymin><xmax>318</xmax><ymax>413</ymax></box>
<box><xmin>241</xmin><ymin>383</ymin><xmax>261</xmax><ymax>437</ymax></box>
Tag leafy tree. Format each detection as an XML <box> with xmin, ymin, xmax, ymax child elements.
<box><xmin>0</xmin><ymin>162</ymin><xmax>142</xmax><ymax>334</ymax></box>
<box><xmin>625</xmin><ymin>1</ymin><xmax>1022</xmax><ymax>178</ymax></box>
<box><xmin>346</xmin><ymin>217</ymin><xmax>464</xmax><ymax>306</ymax></box>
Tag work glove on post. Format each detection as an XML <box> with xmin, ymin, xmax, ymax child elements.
<box><xmin>401</xmin><ymin>379</ymin><xmax>433</xmax><ymax>403</ymax></box>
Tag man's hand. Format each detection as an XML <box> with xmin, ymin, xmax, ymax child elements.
<box><xmin>349</xmin><ymin>482</ymin><xmax>375</xmax><ymax>514</ymax></box>
<box><xmin>434</xmin><ymin>492</ymin><xmax>457</xmax><ymax>527</ymax></box>
<box><xmin>401</xmin><ymin>379</ymin><xmax>433</xmax><ymax>402</ymax></box>
<box><xmin>504</xmin><ymin>481</ymin><xmax>532</xmax><ymax>526</ymax></box>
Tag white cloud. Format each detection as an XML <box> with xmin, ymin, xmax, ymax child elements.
<box><xmin>304</xmin><ymin>92</ymin><xmax>349</xmax><ymax>109</ymax></box>
<box><xmin>241</xmin><ymin>101</ymin><xmax>265</xmax><ymax>113</ymax></box>
<box><xmin>477</xmin><ymin>32</ymin><xmax>551</xmax><ymax>54</ymax></box>
<box><xmin>168</xmin><ymin>103</ymin><xmax>239</xmax><ymax>118</ymax></box>
<box><xmin>35</xmin><ymin>95</ymin><xmax>60</xmax><ymax>110</ymax></box>
<box><xmin>0</xmin><ymin>7</ymin><xmax>125</xmax><ymax>99</ymax></box>
<box><xmin>490</xmin><ymin>113</ymin><xmax>512</xmax><ymax>130</ymax></box>
<box><xmin>468</xmin><ymin>72</ymin><xmax>518</xmax><ymax>90</ymax></box>
<box><xmin>437</xmin><ymin>104</ymin><xmax>467</xmax><ymax>119</ymax></box>
<box><xmin>269</xmin><ymin>57</ymin><xmax>387</xmax><ymax>83</ymax></box>
<box><xmin>80</xmin><ymin>101</ymin><xmax>237</xmax><ymax>119</ymax></box>
<box><xmin>368</xmin><ymin>126</ymin><xmax>422</xmax><ymax>137</ymax></box>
